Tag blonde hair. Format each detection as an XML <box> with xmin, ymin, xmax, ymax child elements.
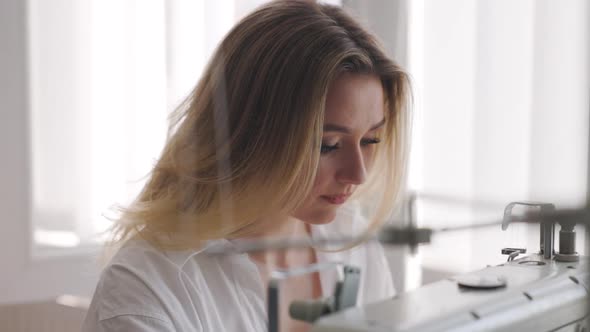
<box><xmin>109</xmin><ymin>0</ymin><xmax>410</xmax><ymax>251</ymax></box>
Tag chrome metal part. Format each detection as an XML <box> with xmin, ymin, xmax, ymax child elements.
<box><xmin>502</xmin><ymin>201</ymin><xmax>556</xmax><ymax>259</ymax></box>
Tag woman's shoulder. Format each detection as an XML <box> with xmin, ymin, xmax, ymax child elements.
<box><xmin>107</xmin><ymin>237</ymin><xmax>196</xmax><ymax>271</ymax></box>
<box><xmin>105</xmin><ymin>236</ymin><xmax>234</xmax><ymax>276</ymax></box>
<box><xmin>87</xmin><ymin>238</ymin><xmax>220</xmax><ymax>326</ymax></box>
<box><xmin>93</xmin><ymin>240</ymin><xmax>191</xmax><ymax>316</ymax></box>
<box><xmin>83</xmin><ymin>238</ymin><xmax>264</xmax><ymax>331</ymax></box>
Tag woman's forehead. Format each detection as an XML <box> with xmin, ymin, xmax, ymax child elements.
<box><xmin>323</xmin><ymin>73</ymin><xmax>385</xmax><ymax>133</ymax></box>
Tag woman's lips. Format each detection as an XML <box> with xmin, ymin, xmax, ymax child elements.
<box><xmin>321</xmin><ymin>194</ymin><xmax>351</xmax><ymax>205</ymax></box>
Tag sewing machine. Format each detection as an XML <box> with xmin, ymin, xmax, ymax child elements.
<box><xmin>273</xmin><ymin>203</ymin><xmax>590</xmax><ymax>332</ymax></box>
<box><xmin>311</xmin><ymin>253</ymin><xmax>588</xmax><ymax>332</ymax></box>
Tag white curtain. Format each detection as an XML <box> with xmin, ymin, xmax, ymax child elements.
<box><xmin>30</xmin><ymin>0</ymin><xmax>169</xmax><ymax>248</ymax></box>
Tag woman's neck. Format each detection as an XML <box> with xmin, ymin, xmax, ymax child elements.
<box><xmin>238</xmin><ymin>214</ymin><xmax>311</xmax><ymax>239</ymax></box>
<box><xmin>245</xmin><ymin>216</ymin><xmax>314</xmax><ymax>268</ymax></box>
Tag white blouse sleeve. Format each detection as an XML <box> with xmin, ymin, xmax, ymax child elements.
<box><xmin>82</xmin><ymin>261</ymin><xmax>182</xmax><ymax>332</ymax></box>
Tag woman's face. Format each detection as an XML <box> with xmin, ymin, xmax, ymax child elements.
<box><xmin>293</xmin><ymin>73</ymin><xmax>385</xmax><ymax>224</ymax></box>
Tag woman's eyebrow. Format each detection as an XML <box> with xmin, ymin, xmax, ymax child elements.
<box><xmin>323</xmin><ymin>118</ymin><xmax>386</xmax><ymax>133</ymax></box>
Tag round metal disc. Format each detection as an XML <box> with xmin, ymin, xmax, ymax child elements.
<box><xmin>456</xmin><ymin>275</ymin><xmax>507</xmax><ymax>289</ymax></box>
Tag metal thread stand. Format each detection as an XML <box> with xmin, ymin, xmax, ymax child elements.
<box><xmin>267</xmin><ymin>262</ymin><xmax>360</xmax><ymax>332</ymax></box>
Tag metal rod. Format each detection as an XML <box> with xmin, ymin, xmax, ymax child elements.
<box><xmin>267</xmin><ymin>280</ymin><xmax>279</xmax><ymax>332</ymax></box>
<box><xmin>203</xmin><ymin>206</ymin><xmax>589</xmax><ymax>256</ymax></box>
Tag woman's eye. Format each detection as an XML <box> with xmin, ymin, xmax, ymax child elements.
<box><xmin>320</xmin><ymin>143</ymin><xmax>339</xmax><ymax>154</ymax></box>
<box><xmin>361</xmin><ymin>137</ymin><xmax>381</xmax><ymax>146</ymax></box>
<box><xmin>321</xmin><ymin>138</ymin><xmax>380</xmax><ymax>154</ymax></box>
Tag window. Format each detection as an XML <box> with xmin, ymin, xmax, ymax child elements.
<box><xmin>28</xmin><ymin>0</ymin><xmax>297</xmax><ymax>253</ymax></box>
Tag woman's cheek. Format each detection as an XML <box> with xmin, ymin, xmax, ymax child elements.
<box><xmin>313</xmin><ymin>159</ymin><xmax>333</xmax><ymax>189</ymax></box>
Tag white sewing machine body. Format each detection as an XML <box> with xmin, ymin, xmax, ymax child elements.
<box><xmin>311</xmin><ymin>254</ymin><xmax>589</xmax><ymax>332</ymax></box>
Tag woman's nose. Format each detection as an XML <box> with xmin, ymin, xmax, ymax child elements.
<box><xmin>336</xmin><ymin>147</ymin><xmax>367</xmax><ymax>185</ymax></box>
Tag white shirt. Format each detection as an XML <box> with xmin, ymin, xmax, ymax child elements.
<box><xmin>82</xmin><ymin>202</ymin><xmax>395</xmax><ymax>332</ymax></box>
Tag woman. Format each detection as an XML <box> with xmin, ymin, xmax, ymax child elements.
<box><xmin>82</xmin><ymin>1</ymin><xmax>410</xmax><ymax>331</ymax></box>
